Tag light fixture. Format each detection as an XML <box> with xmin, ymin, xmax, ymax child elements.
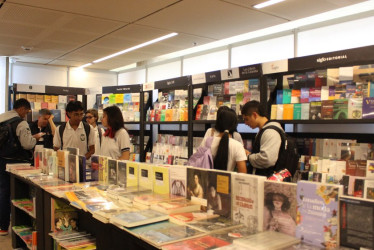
<box><xmin>93</xmin><ymin>32</ymin><xmax>178</xmax><ymax>64</ymax></box>
<box><xmin>76</xmin><ymin>63</ymin><xmax>92</xmax><ymax>69</ymax></box>
<box><xmin>110</xmin><ymin>63</ymin><xmax>137</xmax><ymax>72</ymax></box>
<box><xmin>253</xmin><ymin>0</ymin><xmax>285</xmax><ymax>9</ymax></box>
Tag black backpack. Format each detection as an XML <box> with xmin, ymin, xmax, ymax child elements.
<box><xmin>0</xmin><ymin>117</ymin><xmax>23</xmax><ymax>157</ymax></box>
<box><xmin>251</xmin><ymin>125</ymin><xmax>299</xmax><ymax>179</ymax></box>
<box><xmin>59</xmin><ymin>122</ymin><xmax>91</xmax><ymax>151</ymax></box>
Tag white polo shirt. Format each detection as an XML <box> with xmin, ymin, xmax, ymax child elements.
<box><xmin>99</xmin><ymin>128</ymin><xmax>130</xmax><ymax>160</ymax></box>
<box><xmin>53</xmin><ymin>121</ymin><xmax>95</xmax><ymax>156</ymax></box>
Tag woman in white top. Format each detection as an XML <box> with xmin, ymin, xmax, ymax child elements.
<box><xmin>100</xmin><ymin>106</ymin><xmax>130</xmax><ymax>160</ymax></box>
<box><xmin>201</xmin><ymin>108</ymin><xmax>247</xmax><ymax>173</ymax></box>
<box><xmin>202</xmin><ymin>106</ymin><xmax>243</xmax><ymax>146</ymax></box>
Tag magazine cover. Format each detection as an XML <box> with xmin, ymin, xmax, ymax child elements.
<box><xmin>90</xmin><ymin>155</ymin><xmax>100</xmax><ymax>181</ymax></box>
<box><xmin>169</xmin><ymin>165</ymin><xmax>187</xmax><ymax>198</ymax></box>
<box><xmin>296</xmin><ymin>181</ymin><xmax>342</xmax><ymax>248</ymax></box>
<box><xmin>108</xmin><ymin>159</ymin><xmax>118</xmax><ymax>185</ymax></box>
<box><xmin>263</xmin><ymin>181</ymin><xmax>297</xmax><ymax>237</ymax></box>
<box><xmin>186</xmin><ymin>168</ymin><xmax>209</xmax><ymax>207</ymax></box>
<box><xmin>51</xmin><ymin>198</ymin><xmax>79</xmax><ymax>232</ymax></box>
<box><xmin>117</xmin><ymin>161</ymin><xmax>127</xmax><ymax>187</ymax></box>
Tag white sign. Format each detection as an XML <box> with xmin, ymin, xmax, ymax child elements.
<box><xmin>221</xmin><ymin>68</ymin><xmax>239</xmax><ymax>80</ymax></box>
<box><xmin>262</xmin><ymin>59</ymin><xmax>288</xmax><ymax>75</ymax></box>
<box><xmin>143</xmin><ymin>82</ymin><xmax>154</xmax><ymax>91</ymax></box>
<box><xmin>15</xmin><ymin>84</ymin><xmax>45</xmax><ymax>93</ymax></box>
<box><xmin>192</xmin><ymin>73</ymin><xmax>206</xmax><ymax>85</ymax></box>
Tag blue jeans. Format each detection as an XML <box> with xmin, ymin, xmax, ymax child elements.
<box><xmin>0</xmin><ymin>158</ymin><xmax>10</xmax><ymax>230</ymax></box>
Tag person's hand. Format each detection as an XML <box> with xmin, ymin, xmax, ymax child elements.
<box><xmin>49</xmin><ymin>114</ymin><xmax>54</xmax><ymax>121</ymax></box>
<box><xmin>245</xmin><ymin>149</ymin><xmax>251</xmax><ymax>156</ymax></box>
<box><xmin>33</xmin><ymin>132</ymin><xmax>45</xmax><ymax>140</ymax></box>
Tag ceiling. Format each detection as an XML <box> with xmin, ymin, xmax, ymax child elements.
<box><xmin>0</xmin><ymin>0</ymin><xmax>367</xmax><ymax>71</ymax></box>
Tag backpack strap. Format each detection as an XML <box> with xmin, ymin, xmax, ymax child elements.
<box><xmin>59</xmin><ymin>122</ymin><xmax>91</xmax><ymax>151</ymax></box>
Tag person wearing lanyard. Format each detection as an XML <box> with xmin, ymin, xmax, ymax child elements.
<box><xmin>100</xmin><ymin>106</ymin><xmax>130</xmax><ymax>160</ymax></box>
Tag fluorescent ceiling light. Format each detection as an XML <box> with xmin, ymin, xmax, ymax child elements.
<box><xmin>253</xmin><ymin>0</ymin><xmax>285</xmax><ymax>9</ymax></box>
<box><xmin>94</xmin><ymin>32</ymin><xmax>178</xmax><ymax>64</ymax></box>
<box><xmin>110</xmin><ymin>63</ymin><xmax>137</xmax><ymax>72</ymax></box>
<box><xmin>147</xmin><ymin>0</ymin><xmax>374</xmax><ymax>65</ymax></box>
<box><xmin>77</xmin><ymin>63</ymin><xmax>92</xmax><ymax>69</ymax></box>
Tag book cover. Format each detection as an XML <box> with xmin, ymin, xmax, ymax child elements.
<box><xmin>362</xmin><ymin>97</ymin><xmax>374</xmax><ymax>119</ymax></box>
<box><xmin>283</xmin><ymin>104</ymin><xmax>293</xmax><ymax>120</ymax></box>
<box><xmin>232</xmin><ymin>173</ymin><xmax>265</xmax><ymax>233</ymax></box>
<box><xmin>294</xmin><ymin>73</ymin><xmax>307</xmax><ymax>89</ymax></box>
<box><xmin>300</xmin><ymin>88</ymin><xmax>309</xmax><ymax>103</ymax></box>
<box><xmin>126</xmin><ymin>161</ymin><xmax>139</xmax><ymax>187</ymax></box>
<box><xmin>300</xmin><ymin>103</ymin><xmax>310</xmax><ymax>120</ymax></box>
<box><xmin>263</xmin><ymin>181</ymin><xmax>297</xmax><ymax>237</ymax></box>
<box><xmin>187</xmin><ymin>216</ymin><xmax>242</xmax><ymax>233</ymax></box>
<box><xmin>327</xmin><ymin>68</ymin><xmax>339</xmax><ymax>86</ymax></box>
<box><xmin>68</xmin><ymin>154</ymin><xmax>79</xmax><ymax>184</ymax></box>
<box><xmin>130</xmin><ymin>221</ymin><xmax>204</xmax><ymax>247</ymax></box>
<box><xmin>276</xmin><ymin>90</ymin><xmax>283</xmax><ymax>104</ymax></box>
<box><xmin>321</xmin><ymin>100</ymin><xmax>334</xmax><ymax>120</ymax></box>
<box><xmin>169</xmin><ymin>165</ymin><xmax>187</xmax><ymax>198</ymax></box>
<box><xmin>168</xmin><ymin>212</ymin><xmax>219</xmax><ymax>225</ymax></box>
<box><xmin>283</xmin><ymin>89</ymin><xmax>291</xmax><ymax>104</ymax></box>
<box><xmin>291</xmin><ymin>89</ymin><xmax>300</xmax><ymax>104</ymax></box>
<box><xmin>233</xmin><ymin>231</ymin><xmax>300</xmax><ymax>250</ymax></box>
<box><xmin>364</xmin><ymin>179</ymin><xmax>374</xmax><ymax>200</ymax></box>
<box><xmin>98</xmin><ymin>156</ymin><xmax>108</xmax><ymax>185</ymax></box>
<box><xmin>276</xmin><ymin>104</ymin><xmax>283</xmax><ymax>120</ymax></box>
<box><xmin>57</xmin><ymin>150</ymin><xmax>69</xmax><ymax>182</ymax></box>
<box><xmin>321</xmin><ymin>86</ymin><xmax>329</xmax><ymax>101</ymax></box>
<box><xmin>78</xmin><ymin>156</ymin><xmax>88</xmax><ymax>182</ymax></box>
<box><xmin>309</xmin><ymin>101</ymin><xmax>322</xmax><ymax>120</ymax></box>
<box><xmin>296</xmin><ymin>181</ymin><xmax>342</xmax><ymax>248</ymax></box>
<box><xmin>347</xmin><ymin>98</ymin><xmax>362</xmax><ymax>119</ymax></box>
<box><xmin>293</xmin><ymin>103</ymin><xmax>301</xmax><ymax>120</ymax></box>
<box><xmin>153</xmin><ymin>166</ymin><xmax>170</xmax><ymax>195</ymax></box>
<box><xmin>309</xmin><ymin>88</ymin><xmax>321</xmax><ymax>102</ymax></box>
<box><xmin>150</xmin><ymin>199</ymin><xmax>200</xmax><ymax>215</ymax></box>
<box><xmin>187</xmin><ymin>168</ymin><xmax>209</xmax><ymax>207</ymax></box>
<box><xmin>51</xmin><ymin>198</ymin><xmax>79</xmax><ymax>232</ymax></box>
<box><xmin>107</xmin><ymin>159</ymin><xmax>118</xmax><ymax>185</ymax></box>
<box><xmin>138</xmin><ymin>163</ymin><xmax>154</xmax><ymax>190</ymax></box>
<box><xmin>116</xmin><ymin>161</ymin><xmax>127</xmax><ymax>187</ymax></box>
<box><xmin>90</xmin><ymin>155</ymin><xmax>99</xmax><ymax>181</ymax></box>
<box><xmin>270</xmin><ymin>105</ymin><xmax>277</xmax><ymax>120</ymax></box>
<box><xmin>339</xmin><ymin>196</ymin><xmax>374</xmax><ymax>249</ymax></box>
<box><xmin>315</xmin><ymin>69</ymin><xmax>327</xmax><ymax>87</ymax></box>
<box><xmin>333</xmin><ymin>99</ymin><xmax>348</xmax><ymax>119</ymax></box>
<box><xmin>110</xmin><ymin>209</ymin><xmax>168</xmax><ymax>228</ymax></box>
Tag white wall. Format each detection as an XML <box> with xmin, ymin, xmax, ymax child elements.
<box><xmin>69</xmin><ymin>68</ymin><xmax>117</xmax><ymax>88</ymax></box>
<box><xmin>147</xmin><ymin>61</ymin><xmax>181</xmax><ymax>82</ymax></box>
<box><xmin>0</xmin><ymin>57</ymin><xmax>7</xmax><ymax>113</ymax></box>
<box><xmin>12</xmin><ymin>63</ymin><xmax>67</xmax><ymax>86</ymax></box>
<box><xmin>118</xmin><ymin>69</ymin><xmax>146</xmax><ymax>86</ymax></box>
<box><xmin>183</xmin><ymin>49</ymin><xmax>229</xmax><ymax>75</ymax></box>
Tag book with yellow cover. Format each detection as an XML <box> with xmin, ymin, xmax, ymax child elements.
<box><xmin>138</xmin><ymin>163</ymin><xmax>154</xmax><ymax>190</ymax></box>
<box><xmin>126</xmin><ymin>161</ymin><xmax>139</xmax><ymax>187</ymax></box>
<box><xmin>57</xmin><ymin>150</ymin><xmax>69</xmax><ymax>181</ymax></box>
<box><xmin>153</xmin><ymin>166</ymin><xmax>170</xmax><ymax>195</ymax></box>
<box><xmin>165</xmin><ymin>109</ymin><xmax>173</xmax><ymax>122</ymax></box>
<box><xmin>115</xmin><ymin>94</ymin><xmax>124</xmax><ymax>104</ymax></box>
<box><xmin>99</xmin><ymin>156</ymin><xmax>108</xmax><ymax>185</ymax></box>
<box><xmin>283</xmin><ymin>104</ymin><xmax>294</xmax><ymax>120</ymax></box>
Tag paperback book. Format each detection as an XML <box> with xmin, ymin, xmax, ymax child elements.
<box><xmin>110</xmin><ymin>209</ymin><xmax>169</xmax><ymax>228</ymax></box>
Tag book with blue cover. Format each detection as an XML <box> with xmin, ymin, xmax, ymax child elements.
<box><xmin>110</xmin><ymin>209</ymin><xmax>168</xmax><ymax>227</ymax></box>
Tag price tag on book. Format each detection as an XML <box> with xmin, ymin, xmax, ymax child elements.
<box><xmin>143</xmin><ymin>82</ymin><xmax>154</xmax><ymax>91</ymax></box>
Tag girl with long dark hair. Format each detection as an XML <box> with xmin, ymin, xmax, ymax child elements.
<box><xmin>99</xmin><ymin>106</ymin><xmax>130</xmax><ymax>160</ymax></box>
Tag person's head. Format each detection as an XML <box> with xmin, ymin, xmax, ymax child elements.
<box><xmin>102</xmin><ymin>105</ymin><xmax>124</xmax><ymax>132</ymax></box>
<box><xmin>38</xmin><ymin>109</ymin><xmax>52</xmax><ymax>128</ymax></box>
<box><xmin>213</xmin><ymin>108</ymin><xmax>238</xmax><ymax>171</ymax></box>
<box><xmin>241</xmin><ymin>100</ymin><xmax>267</xmax><ymax>129</ymax></box>
<box><xmin>209</xmin><ymin>185</ymin><xmax>217</xmax><ymax>197</ymax></box>
<box><xmin>66</xmin><ymin>101</ymin><xmax>84</xmax><ymax>126</ymax></box>
<box><xmin>194</xmin><ymin>173</ymin><xmax>200</xmax><ymax>185</ymax></box>
<box><xmin>265</xmin><ymin>192</ymin><xmax>290</xmax><ymax>212</ymax></box>
<box><xmin>13</xmin><ymin>98</ymin><xmax>31</xmax><ymax>118</ymax></box>
<box><xmin>85</xmin><ymin>109</ymin><xmax>98</xmax><ymax>127</ymax></box>
<box><xmin>69</xmin><ymin>218</ymin><xmax>77</xmax><ymax>229</ymax></box>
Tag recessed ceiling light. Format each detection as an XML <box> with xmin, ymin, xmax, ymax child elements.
<box><xmin>253</xmin><ymin>0</ymin><xmax>285</xmax><ymax>9</ymax></box>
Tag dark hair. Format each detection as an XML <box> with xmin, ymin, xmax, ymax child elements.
<box><xmin>213</xmin><ymin>109</ymin><xmax>238</xmax><ymax>171</ymax></box>
<box><xmin>39</xmin><ymin>109</ymin><xmax>52</xmax><ymax>116</ymax></box>
<box><xmin>103</xmin><ymin>105</ymin><xmax>125</xmax><ymax>133</ymax></box>
<box><xmin>86</xmin><ymin>109</ymin><xmax>98</xmax><ymax>120</ymax></box>
<box><xmin>66</xmin><ymin>101</ymin><xmax>84</xmax><ymax>113</ymax></box>
<box><xmin>264</xmin><ymin>192</ymin><xmax>290</xmax><ymax>212</ymax></box>
<box><xmin>241</xmin><ymin>100</ymin><xmax>266</xmax><ymax>117</ymax></box>
<box><xmin>14</xmin><ymin>98</ymin><xmax>31</xmax><ymax>110</ymax></box>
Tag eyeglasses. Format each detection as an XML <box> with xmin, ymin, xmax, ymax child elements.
<box><xmin>85</xmin><ymin>116</ymin><xmax>94</xmax><ymax>119</ymax></box>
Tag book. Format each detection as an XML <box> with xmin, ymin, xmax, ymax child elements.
<box><xmin>321</xmin><ymin>100</ymin><xmax>334</xmax><ymax>120</ymax></box>
<box><xmin>295</xmin><ymin>181</ymin><xmax>342</xmax><ymax>248</ymax></box>
<box><xmin>263</xmin><ymin>181</ymin><xmax>297</xmax><ymax>237</ymax></box>
<box><xmin>126</xmin><ymin>161</ymin><xmax>139</xmax><ymax>187</ymax></box>
<box><xmin>364</xmin><ymin>179</ymin><xmax>374</xmax><ymax>200</ymax></box>
<box><xmin>150</xmin><ymin>199</ymin><xmax>200</xmax><ymax>214</ymax></box>
<box><xmin>187</xmin><ymin>216</ymin><xmax>242</xmax><ymax>233</ymax></box>
<box><xmin>51</xmin><ymin>198</ymin><xmax>79</xmax><ymax>232</ymax></box>
<box><xmin>309</xmin><ymin>101</ymin><xmax>321</xmax><ymax>120</ymax></box>
<box><xmin>138</xmin><ymin>163</ymin><xmax>154</xmax><ymax>190</ymax></box>
<box><xmin>339</xmin><ymin>196</ymin><xmax>374</xmax><ymax>249</ymax></box>
<box><xmin>130</xmin><ymin>221</ymin><xmax>204</xmax><ymax>247</ymax></box>
<box><xmin>300</xmin><ymin>88</ymin><xmax>309</xmax><ymax>103</ymax></box>
<box><xmin>348</xmin><ymin>98</ymin><xmax>362</xmax><ymax>119</ymax></box>
<box><xmin>233</xmin><ymin>231</ymin><xmax>300</xmax><ymax>250</ymax></box>
<box><xmin>107</xmin><ymin>159</ymin><xmax>118</xmax><ymax>185</ymax></box>
<box><xmin>168</xmin><ymin>211</ymin><xmax>219</xmax><ymax>225</ymax></box>
<box><xmin>57</xmin><ymin>150</ymin><xmax>69</xmax><ymax>181</ymax></box>
<box><xmin>68</xmin><ymin>154</ymin><xmax>79</xmax><ymax>184</ymax></box>
<box><xmin>169</xmin><ymin>165</ymin><xmax>187</xmax><ymax>198</ymax></box>
<box><xmin>117</xmin><ymin>161</ymin><xmax>127</xmax><ymax>187</ymax></box>
<box><xmin>98</xmin><ymin>156</ymin><xmax>108</xmax><ymax>184</ymax></box>
<box><xmin>333</xmin><ymin>99</ymin><xmax>348</xmax><ymax>119</ymax></box>
<box><xmin>293</xmin><ymin>103</ymin><xmax>301</xmax><ymax>120</ymax></box>
<box><xmin>231</xmin><ymin>173</ymin><xmax>265</xmax><ymax>233</ymax></box>
<box><xmin>110</xmin><ymin>209</ymin><xmax>169</xmax><ymax>228</ymax></box>
<box><xmin>187</xmin><ymin>168</ymin><xmax>209</xmax><ymax>207</ymax></box>
<box><xmin>300</xmin><ymin>103</ymin><xmax>309</xmax><ymax>120</ymax></box>
<box><xmin>90</xmin><ymin>155</ymin><xmax>99</xmax><ymax>181</ymax></box>
<box><xmin>153</xmin><ymin>166</ymin><xmax>170</xmax><ymax>195</ymax></box>
<box><xmin>283</xmin><ymin>104</ymin><xmax>293</xmax><ymax>120</ymax></box>
<box><xmin>362</xmin><ymin>97</ymin><xmax>374</xmax><ymax>119</ymax></box>
<box><xmin>78</xmin><ymin>156</ymin><xmax>89</xmax><ymax>183</ymax></box>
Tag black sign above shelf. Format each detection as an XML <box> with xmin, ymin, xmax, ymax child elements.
<box><xmin>102</xmin><ymin>85</ymin><xmax>141</xmax><ymax>94</ymax></box>
<box><xmin>154</xmin><ymin>76</ymin><xmax>191</xmax><ymax>90</ymax></box>
<box><xmin>45</xmin><ymin>86</ymin><xmax>86</xmax><ymax>95</ymax></box>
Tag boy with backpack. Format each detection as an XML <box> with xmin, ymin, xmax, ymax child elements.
<box><xmin>0</xmin><ymin>98</ymin><xmax>42</xmax><ymax>235</ymax></box>
<box><xmin>53</xmin><ymin>101</ymin><xmax>95</xmax><ymax>160</ymax></box>
<box><xmin>241</xmin><ymin>101</ymin><xmax>298</xmax><ymax>180</ymax></box>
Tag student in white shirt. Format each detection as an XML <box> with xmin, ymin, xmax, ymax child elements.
<box><xmin>53</xmin><ymin>101</ymin><xmax>95</xmax><ymax>160</ymax></box>
<box><xmin>85</xmin><ymin>109</ymin><xmax>102</xmax><ymax>155</ymax></box>
<box><xmin>100</xmin><ymin>106</ymin><xmax>130</xmax><ymax>160</ymax></box>
<box><xmin>201</xmin><ymin>106</ymin><xmax>243</xmax><ymax>146</ymax></box>
<box><xmin>201</xmin><ymin>108</ymin><xmax>247</xmax><ymax>173</ymax></box>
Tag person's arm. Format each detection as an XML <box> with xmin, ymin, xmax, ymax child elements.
<box><xmin>16</xmin><ymin>121</ymin><xmax>37</xmax><ymax>150</ymax></box>
<box><xmin>48</xmin><ymin>114</ymin><xmax>56</xmax><ymax>136</ymax></box>
<box><xmin>236</xmin><ymin>161</ymin><xmax>247</xmax><ymax>173</ymax></box>
<box><xmin>197</xmin><ymin>185</ymin><xmax>204</xmax><ymax>198</ymax></box>
<box><xmin>118</xmin><ymin>129</ymin><xmax>130</xmax><ymax>160</ymax></box>
<box><xmin>53</xmin><ymin>125</ymin><xmax>61</xmax><ymax>151</ymax></box>
<box><xmin>217</xmin><ymin>194</ymin><xmax>222</xmax><ymax>210</ymax></box>
<box><xmin>119</xmin><ymin>151</ymin><xmax>130</xmax><ymax>160</ymax></box>
<box><xmin>85</xmin><ymin>145</ymin><xmax>95</xmax><ymax>160</ymax></box>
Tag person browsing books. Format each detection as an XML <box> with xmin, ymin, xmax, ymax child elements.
<box><xmin>201</xmin><ymin>106</ymin><xmax>244</xmax><ymax>146</ymax></box>
<box><xmin>53</xmin><ymin>101</ymin><xmax>95</xmax><ymax>160</ymax></box>
<box><xmin>241</xmin><ymin>100</ymin><xmax>282</xmax><ymax>176</ymax></box>
<box><xmin>99</xmin><ymin>106</ymin><xmax>130</xmax><ymax>160</ymax></box>
<box><xmin>29</xmin><ymin>108</ymin><xmax>56</xmax><ymax>149</ymax></box>
<box><xmin>85</xmin><ymin>109</ymin><xmax>103</xmax><ymax>155</ymax></box>
<box><xmin>201</xmin><ymin>108</ymin><xmax>247</xmax><ymax>173</ymax></box>
<box><xmin>0</xmin><ymin>98</ymin><xmax>43</xmax><ymax>236</ymax></box>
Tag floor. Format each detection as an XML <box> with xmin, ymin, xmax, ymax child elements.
<box><xmin>0</xmin><ymin>229</ymin><xmax>12</xmax><ymax>250</ymax></box>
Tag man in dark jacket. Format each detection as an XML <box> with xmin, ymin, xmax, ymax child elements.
<box><xmin>29</xmin><ymin>108</ymin><xmax>56</xmax><ymax>149</ymax></box>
